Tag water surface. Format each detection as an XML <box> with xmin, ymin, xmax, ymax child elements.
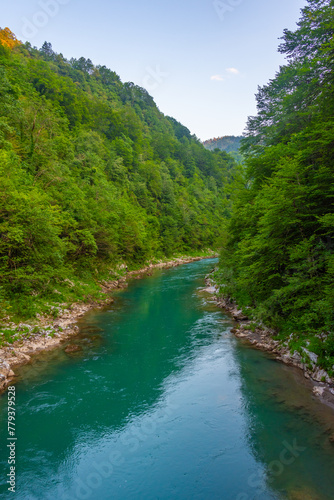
<box><xmin>0</xmin><ymin>259</ymin><xmax>334</xmax><ymax>499</ymax></box>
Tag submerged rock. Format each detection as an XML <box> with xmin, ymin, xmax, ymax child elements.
<box><xmin>288</xmin><ymin>489</ymin><xmax>318</xmax><ymax>500</ymax></box>
<box><xmin>64</xmin><ymin>344</ymin><xmax>83</xmax><ymax>354</ymax></box>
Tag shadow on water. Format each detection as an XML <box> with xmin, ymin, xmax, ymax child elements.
<box><xmin>0</xmin><ymin>260</ymin><xmax>221</xmax><ymax>496</ymax></box>
<box><xmin>231</xmin><ymin>343</ymin><xmax>334</xmax><ymax>500</ymax></box>
<box><xmin>0</xmin><ymin>258</ymin><xmax>333</xmax><ymax>500</ymax></box>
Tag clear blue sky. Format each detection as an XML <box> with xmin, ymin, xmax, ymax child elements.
<box><xmin>1</xmin><ymin>0</ymin><xmax>306</xmax><ymax>140</ymax></box>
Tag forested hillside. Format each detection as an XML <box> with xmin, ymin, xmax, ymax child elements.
<box><xmin>0</xmin><ymin>28</ymin><xmax>240</xmax><ymax>321</ymax></box>
<box><xmin>202</xmin><ymin>136</ymin><xmax>242</xmax><ymax>153</ymax></box>
<box><xmin>217</xmin><ymin>0</ymin><xmax>334</xmax><ymax>374</ymax></box>
<box><xmin>203</xmin><ymin>136</ymin><xmax>243</xmax><ymax>163</ymax></box>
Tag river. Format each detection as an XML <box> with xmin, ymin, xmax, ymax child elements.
<box><xmin>0</xmin><ymin>258</ymin><xmax>334</xmax><ymax>499</ymax></box>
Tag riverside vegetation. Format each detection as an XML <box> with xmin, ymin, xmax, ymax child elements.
<box><xmin>214</xmin><ymin>0</ymin><xmax>334</xmax><ymax>382</ymax></box>
<box><xmin>1</xmin><ymin>0</ymin><xmax>334</xmax><ymax>391</ymax></box>
<box><xmin>0</xmin><ymin>27</ymin><xmax>241</xmax><ymax>343</ymax></box>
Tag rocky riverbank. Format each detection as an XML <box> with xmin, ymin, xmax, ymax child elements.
<box><xmin>0</xmin><ymin>254</ymin><xmax>217</xmax><ymax>394</ymax></box>
<box><xmin>204</xmin><ymin>276</ymin><xmax>334</xmax><ymax>409</ymax></box>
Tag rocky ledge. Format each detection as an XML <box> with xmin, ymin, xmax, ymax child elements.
<box><xmin>205</xmin><ymin>277</ymin><xmax>334</xmax><ymax>409</ymax></box>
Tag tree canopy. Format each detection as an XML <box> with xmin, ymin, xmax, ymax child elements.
<box><xmin>0</xmin><ymin>30</ymin><xmax>241</xmax><ymax>321</ymax></box>
<box><xmin>218</xmin><ymin>0</ymin><xmax>334</xmax><ymax>374</ymax></box>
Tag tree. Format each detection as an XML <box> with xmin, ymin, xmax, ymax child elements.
<box><xmin>0</xmin><ymin>28</ymin><xmax>20</xmax><ymax>49</ymax></box>
<box><xmin>220</xmin><ymin>0</ymin><xmax>334</xmax><ymax>349</ymax></box>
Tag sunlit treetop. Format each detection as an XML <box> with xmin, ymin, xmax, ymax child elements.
<box><xmin>0</xmin><ymin>27</ymin><xmax>21</xmax><ymax>49</ymax></box>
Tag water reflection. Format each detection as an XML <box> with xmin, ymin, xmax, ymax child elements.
<box><xmin>0</xmin><ymin>259</ymin><xmax>333</xmax><ymax>500</ymax></box>
<box><xmin>233</xmin><ymin>344</ymin><xmax>334</xmax><ymax>500</ymax></box>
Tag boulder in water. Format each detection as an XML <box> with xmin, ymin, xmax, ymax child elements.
<box><xmin>64</xmin><ymin>344</ymin><xmax>82</xmax><ymax>354</ymax></box>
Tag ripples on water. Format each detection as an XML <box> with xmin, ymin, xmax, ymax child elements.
<box><xmin>0</xmin><ymin>259</ymin><xmax>333</xmax><ymax>500</ymax></box>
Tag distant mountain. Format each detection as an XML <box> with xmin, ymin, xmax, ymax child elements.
<box><xmin>202</xmin><ymin>136</ymin><xmax>242</xmax><ymax>153</ymax></box>
<box><xmin>202</xmin><ymin>136</ymin><xmax>243</xmax><ymax>163</ymax></box>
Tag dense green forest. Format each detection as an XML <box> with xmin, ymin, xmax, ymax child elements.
<box><xmin>0</xmin><ymin>28</ymin><xmax>240</xmax><ymax>322</ymax></box>
<box><xmin>216</xmin><ymin>0</ymin><xmax>334</xmax><ymax>374</ymax></box>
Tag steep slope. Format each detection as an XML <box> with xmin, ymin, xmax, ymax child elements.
<box><xmin>0</xmin><ymin>29</ymin><xmax>240</xmax><ymax>321</ymax></box>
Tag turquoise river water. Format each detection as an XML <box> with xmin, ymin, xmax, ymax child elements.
<box><xmin>1</xmin><ymin>258</ymin><xmax>334</xmax><ymax>499</ymax></box>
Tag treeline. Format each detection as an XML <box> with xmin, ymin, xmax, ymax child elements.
<box><xmin>0</xmin><ymin>29</ymin><xmax>240</xmax><ymax>320</ymax></box>
<box><xmin>217</xmin><ymin>0</ymin><xmax>334</xmax><ymax>372</ymax></box>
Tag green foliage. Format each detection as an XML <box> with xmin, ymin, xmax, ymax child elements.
<box><xmin>218</xmin><ymin>0</ymin><xmax>334</xmax><ymax>363</ymax></box>
<box><xmin>0</xmin><ymin>35</ymin><xmax>240</xmax><ymax>322</ymax></box>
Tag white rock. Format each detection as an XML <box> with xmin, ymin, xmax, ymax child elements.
<box><xmin>302</xmin><ymin>348</ymin><xmax>318</xmax><ymax>364</ymax></box>
<box><xmin>312</xmin><ymin>368</ymin><xmax>330</xmax><ymax>383</ymax></box>
<box><xmin>313</xmin><ymin>386</ymin><xmax>325</xmax><ymax>397</ymax></box>
<box><xmin>291</xmin><ymin>351</ymin><xmax>302</xmax><ymax>362</ymax></box>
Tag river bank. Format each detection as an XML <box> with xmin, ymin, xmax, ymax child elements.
<box><xmin>0</xmin><ymin>254</ymin><xmax>217</xmax><ymax>394</ymax></box>
<box><xmin>3</xmin><ymin>256</ymin><xmax>334</xmax><ymax>500</ymax></box>
<box><xmin>204</xmin><ymin>275</ymin><xmax>334</xmax><ymax>409</ymax></box>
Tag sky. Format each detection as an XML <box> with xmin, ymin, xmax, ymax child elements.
<box><xmin>1</xmin><ymin>0</ymin><xmax>307</xmax><ymax>140</ymax></box>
